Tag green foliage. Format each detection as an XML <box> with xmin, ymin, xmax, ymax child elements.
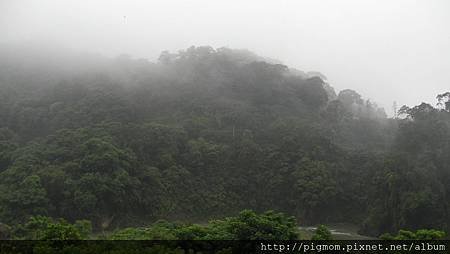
<box><xmin>74</xmin><ymin>219</ymin><xmax>93</xmax><ymax>239</ymax></box>
<box><xmin>311</xmin><ymin>225</ymin><xmax>332</xmax><ymax>240</ymax></box>
<box><xmin>109</xmin><ymin>210</ymin><xmax>298</xmax><ymax>240</ymax></box>
<box><xmin>208</xmin><ymin>210</ymin><xmax>299</xmax><ymax>240</ymax></box>
<box><xmin>0</xmin><ymin>46</ymin><xmax>448</xmax><ymax>238</ymax></box>
<box><xmin>0</xmin><ymin>223</ymin><xmax>11</xmax><ymax>239</ymax></box>
<box><xmin>291</xmin><ymin>158</ymin><xmax>338</xmax><ymax>220</ymax></box>
<box><xmin>12</xmin><ymin>216</ymin><xmax>91</xmax><ymax>240</ymax></box>
<box><xmin>109</xmin><ymin>220</ymin><xmax>178</xmax><ymax>240</ymax></box>
<box><xmin>380</xmin><ymin>229</ymin><xmax>446</xmax><ymax>240</ymax></box>
<box><xmin>0</xmin><ymin>175</ymin><xmax>49</xmax><ymax>222</ymax></box>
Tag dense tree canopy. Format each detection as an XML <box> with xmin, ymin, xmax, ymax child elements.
<box><xmin>0</xmin><ymin>46</ymin><xmax>448</xmax><ymax>237</ymax></box>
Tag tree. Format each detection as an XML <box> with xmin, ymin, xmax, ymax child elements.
<box><xmin>311</xmin><ymin>225</ymin><xmax>332</xmax><ymax>240</ymax></box>
<box><xmin>0</xmin><ymin>175</ymin><xmax>49</xmax><ymax>223</ymax></box>
<box><xmin>291</xmin><ymin>158</ymin><xmax>338</xmax><ymax>222</ymax></box>
<box><xmin>208</xmin><ymin>210</ymin><xmax>299</xmax><ymax>240</ymax></box>
<box><xmin>12</xmin><ymin>216</ymin><xmax>91</xmax><ymax>240</ymax></box>
<box><xmin>338</xmin><ymin>89</ymin><xmax>363</xmax><ymax>107</ymax></box>
<box><xmin>436</xmin><ymin>92</ymin><xmax>450</xmax><ymax>111</ymax></box>
<box><xmin>380</xmin><ymin>229</ymin><xmax>446</xmax><ymax>240</ymax></box>
<box><xmin>297</xmin><ymin>77</ymin><xmax>329</xmax><ymax>108</ymax></box>
<box><xmin>109</xmin><ymin>210</ymin><xmax>299</xmax><ymax>240</ymax></box>
<box><xmin>1</xmin><ymin>45</ymin><xmax>448</xmax><ymax>239</ymax></box>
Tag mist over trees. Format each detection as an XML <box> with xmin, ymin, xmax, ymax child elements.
<box><xmin>0</xmin><ymin>46</ymin><xmax>448</xmax><ymax>238</ymax></box>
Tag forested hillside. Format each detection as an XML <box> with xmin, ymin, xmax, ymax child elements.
<box><xmin>0</xmin><ymin>46</ymin><xmax>448</xmax><ymax>237</ymax></box>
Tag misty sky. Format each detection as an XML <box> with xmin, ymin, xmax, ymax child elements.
<box><xmin>1</xmin><ymin>0</ymin><xmax>449</xmax><ymax>115</ymax></box>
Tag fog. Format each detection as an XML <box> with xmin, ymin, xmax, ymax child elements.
<box><xmin>1</xmin><ymin>0</ymin><xmax>449</xmax><ymax>114</ymax></box>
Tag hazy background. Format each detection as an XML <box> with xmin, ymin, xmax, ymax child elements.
<box><xmin>1</xmin><ymin>0</ymin><xmax>449</xmax><ymax>115</ymax></box>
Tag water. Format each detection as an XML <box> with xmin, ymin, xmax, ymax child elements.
<box><xmin>298</xmin><ymin>223</ymin><xmax>376</xmax><ymax>240</ymax></box>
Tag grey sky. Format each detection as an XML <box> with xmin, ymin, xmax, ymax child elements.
<box><xmin>1</xmin><ymin>0</ymin><xmax>449</xmax><ymax>115</ymax></box>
